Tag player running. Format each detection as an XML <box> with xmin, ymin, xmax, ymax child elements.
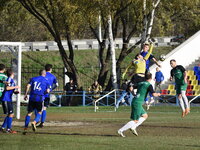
<box><xmin>1</xmin><ymin>69</ymin><xmax>20</xmax><ymax>133</ymax></box>
<box><xmin>117</xmin><ymin>73</ymin><xmax>160</xmax><ymax>137</ymax></box>
<box><xmin>170</xmin><ymin>59</ymin><xmax>190</xmax><ymax>117</ymax></box>
<box><xmin>36</xmin><ymin>64</ymin><xmax>58</xmax><ymax>128</ymax></box>
<box><xmin>23</xmin><ymin>70</ymin><xmax>50</xmax><ymax>134</ymax></box>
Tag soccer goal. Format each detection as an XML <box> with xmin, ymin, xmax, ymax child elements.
<box><xmin>94</xmin><ymin>89</ymin><xmax>117</xmax><ymax>112</ymax></box>
<box><xmin>0</xmin><ymin>42</ymin><xmax>22</xmax><ymax>119</ymax></box>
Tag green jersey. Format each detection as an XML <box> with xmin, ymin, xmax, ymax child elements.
<box><xmin>131</xmin><ymin>81</ymin><xmax>154</xmax><ymax>120</ymax></box>
<box><xmin>0</xmin><ymin>73</ymin><xmax>7</xmax><ymax>97</ymax></box>
<box><xmin>170</xmin><ymin>65</ymin><xmax>186</xmax><ymax>85</ymax></box>
<box><xmin>133</xmin><ymin>81</ymin><xmax>154</xmax><ymax>104</ymax></box>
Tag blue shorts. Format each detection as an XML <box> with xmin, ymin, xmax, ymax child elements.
<box><xmin>27</xmin><ymin>101</ymin><xmax>43</xmax><ymax>113</ymax></box>
<box><xmin>2</xmin><ymin>101</ymin><xmax>14</xmax><ymax>115</ymax></box>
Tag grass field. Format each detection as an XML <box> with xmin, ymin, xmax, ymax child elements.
<box><xmin>0</xmin><ymin>105</ymin><xmax>200</xmax><ymax>150</ymax></box>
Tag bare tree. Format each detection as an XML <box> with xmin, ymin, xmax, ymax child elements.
<box><xmin>17</xmin><ymin>0</ymin><xmax>79</xmax><ymax>84</ymax></box>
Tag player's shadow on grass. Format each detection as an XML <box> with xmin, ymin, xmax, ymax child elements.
<box><xmin>21</xmin><ymin>131</ymin><xmax>118</xmax><ymax>137</ymax></box>
<box><xmin>170</xmin><ymin>144</ymin><xmax>200</xmax><ymax>148</ymax></box>
<box><xmin>144</xmin><ymin>125</ymin><xmax>200</xmax><ymax>129</ymax></box>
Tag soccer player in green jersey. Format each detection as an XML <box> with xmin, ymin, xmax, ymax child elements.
<box><xmin>170</xmin><ymin>59</ymin><xmax>189</xmax><ymax>117</ymax></box>
<box><xmin>117</xmin><ymin>73</ymin><xmax>160</xmax><ymax>137</ymax></box>
<box><xmin>0</xmin><ymin>64</ymin><xmax>7</xmax><ymax>98</ymax></box>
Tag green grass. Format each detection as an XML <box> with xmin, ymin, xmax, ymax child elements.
<box><xmin>1</xmin><ymin>106</ymin><xmax>200</xmax><ymax>150</ymax></box>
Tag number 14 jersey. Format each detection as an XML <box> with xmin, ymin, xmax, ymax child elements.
<box><xmin>29</xmin><ymin>76</ymin><xmax>50</xmax><ymax>102</ymax></box>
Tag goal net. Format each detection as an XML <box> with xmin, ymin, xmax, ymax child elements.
<box><xmin>0</xmin><ymin>42</ymin><xmax>22</xmax><ymax>119</ymax></box>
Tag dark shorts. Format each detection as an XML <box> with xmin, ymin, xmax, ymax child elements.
<box><xmin>2</xmin><ymin>101</ymin><xmax>14</xmax><ymax>115</ymax></box>
<box><xmin>131</xmin><ymin>74</ymin><xmax>145</xmax><ymax>86</ymax></box>
<box><xmin>27</xmin><ymin>101</ymin><xmax>43</xmax><ymax>113</ymax></box>
<box><xmin>44</xmin><ymin>97</ymin><xmax>50</xmax><ymax>107</ymax></box>
<box><xmin>176</xmin><ymin>83</ymin><xmax>187</xmax><ymax>95</ymax></box>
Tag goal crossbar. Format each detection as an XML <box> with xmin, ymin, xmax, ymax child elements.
<box><xmin>94</xmin><ymin>89</ymin><xmax>117</xmax><ymax>112</ymax></box>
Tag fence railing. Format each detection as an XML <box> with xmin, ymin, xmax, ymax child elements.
<box><xmin>21</xmin><ymin>66</ymin><xmax>102</xmax><ymax>92</ymax></box>
<box><xmin>49</xmin><ymin>91</ymin><xmax>121</xmax><ymax>107</ymax></box>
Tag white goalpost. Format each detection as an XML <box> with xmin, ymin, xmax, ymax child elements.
<box><xmin>0</xmin><ymin>42</ymin><xmax>22</xmax><ymax>119</ymax></box>
<box><xmin>94</xmin><ymin>89</ymin><xmax>117</xmax><ymax>112</ymax></box>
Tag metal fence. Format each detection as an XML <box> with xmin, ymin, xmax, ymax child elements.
<box><xmin>21</xmin><ymin>66</ymin><xmax>101</xmax><ymax>92</ymax></box>
<box><xmin>21</xmin><ymin>67</ymin><xmax>65</xmax><ymax>92</ymax></box>
<box><xmin>51</xmin><ymin>91</ymin><xmax>119</xmax><ymax>107</ymax></box>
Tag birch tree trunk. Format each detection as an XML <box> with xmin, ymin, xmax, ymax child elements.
<box><xmin>141</xmin><ymin>0</ymin><xmax>147</xmax><ymax>48</ymax></box>
<box><xmin>98</xmin><ymin>14</ymin><xmax>102</xmax><ymax>68</ymax></box>
<box><xmin>108</xmin><ymin>15</ymin><xmax>117</xmax><ymax>89</ymax></box>
<box><xmin>146</xmin><ymin>0</ymin><xmax>161</xmax><ymax>40</ymax></box>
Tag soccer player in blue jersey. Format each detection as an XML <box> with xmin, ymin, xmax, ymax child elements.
<box><xmin>37</xmin><ymin>64</ymin><xmax>58</xmax><ymax>128</ymax></box>
<box><xmin>23</xmin><ymin>70</ymin><xmax>50</xmax><ymax>134</ymax></box>
<box><xmin>1</xmin><ymin>69</ymin><xmax>20</xmax><ymax>133</ymax></box>
<box><xmin>140</xmin><ymin>42</ymin><xmax>161</xmax><ymax>71</ymax></box>
<box><xmin>140</xmin><ymin>42</ymin><xmax>161</xmax><ymax>105</ymax></box>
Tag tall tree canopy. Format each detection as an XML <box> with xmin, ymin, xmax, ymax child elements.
<box><xmin>0</xmin><ymin>0</ymin><xmax>199</xmax><ymax>88</ymax></box>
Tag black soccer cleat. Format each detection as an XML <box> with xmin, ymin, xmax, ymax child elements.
<box><xmin>31</xmin><ymin>122</ymin><xmax>37</xmax><ymax>132</ymax></box>
<box><xmin>36</xmin><ymin>122</ymin><xmax>44</xmax><ymax>128</ymax></box>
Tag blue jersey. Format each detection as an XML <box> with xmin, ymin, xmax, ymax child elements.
<box><xmin>155</xmin><ymin>71</ymin><xmax>164</xmax><ymax>82</ymax></box>
<box><xmin>45</xmin><ymin>72</ymin><xmax>58</xmax><ymax>98</ymax></box>
<box><xmin>1</xmin><ymin>77</ymin><xmax>16</xmax><ymax>102</ymax></box>
<box><xmin>140</xmin><ymin>51</ymin><xmax>154</xmax><ymax>70</ymax></box>
<box><xmin>29</xmin><ymin>76</ymin><xmax>50</xmax><ymax>102</ymax></box>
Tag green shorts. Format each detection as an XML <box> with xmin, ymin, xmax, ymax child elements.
<box><xmin>130</xmin><ymin>102</ymin><xmax>146</xmax><ymax>120</ymax></box>
<box><xmin>176</xmin><ymin>83</ymin><xmax>187</xmax><ymax>94</ymax></box>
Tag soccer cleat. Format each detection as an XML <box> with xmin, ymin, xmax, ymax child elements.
<box><xmin>130</xmin><ymin>128</ymin><xmax>138</xmax><ymax>136</ymax></box>
<box><xmin>117</xmin><ymin>130</ymin><xmax>125</xmax><ymax>137</ymax></box>
<box><xmin>145</xmin><ymin>101</ymin><xmax>149</xmax><ymax>105</ymax></box>
<box><xmin>23</xmin><ymin>128</ymin><xmax>28</xmax><ymax>135</ymax></box>
<box><xmin>185</xmin><ymin>108</ymin><xmax>190</xmax><ymax>115</ymax></box>
<box><xmin>36</xmin><ymin>121</ymin><xmax>41</xmax><ymax>126</ymax></box>
<box><xmin>181</xmin><ymin>111</ymin><xmax>186</xmax><ymax>118</ymax></box>
<box><xmin>31</xmin><ymin>122</ymin><xmax>37</xmax><ymax>132</ymax></box>
<box><xmin>149</xmin><ymin>99</ymin><xmax>155</xmax><ymax>104</ymax></box>
<box><xmin>36</xmin><ymin>122</ymin><xmax>44</xmax><ymax>128</ymax></box>
<box><xmin>7</xmin><ymin>129</ymin><xmax>17</xmax><ymax>134</ymax></box>
<box><xmin>0</xmin><ymin>128</ymin><xmax>7</xmax><ymax>133</ymax></box>
<box><xmin>146</xmin><ymin>104</ymin><xmax>150</xmax><ymax>110</ymax></box>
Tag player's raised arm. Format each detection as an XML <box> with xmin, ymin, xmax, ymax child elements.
<box><xmin>122</xmin><ymin>62</ymin><xmax>132</xmax><ymax>79</ymax></box>
<box><xmin>152</xmin><ymin>57</ymin><xmax>161</xmax><ymax>68</ymax></box>
<box><xmin>143</xmin><ymin>43</ymin><xmax>153</xmax><ymax>61</ymax></box>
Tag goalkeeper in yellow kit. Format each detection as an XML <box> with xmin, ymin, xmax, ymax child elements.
<box><xmin>122</xmin><ymin>43</ymin><xmax>154</xmax><ymax>86</ymax></box>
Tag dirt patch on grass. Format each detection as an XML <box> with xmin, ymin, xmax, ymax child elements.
<box><xmin>6</xmin><ymin>121</ymin><xmax>93</xmax><ymax>127</ymax></box>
